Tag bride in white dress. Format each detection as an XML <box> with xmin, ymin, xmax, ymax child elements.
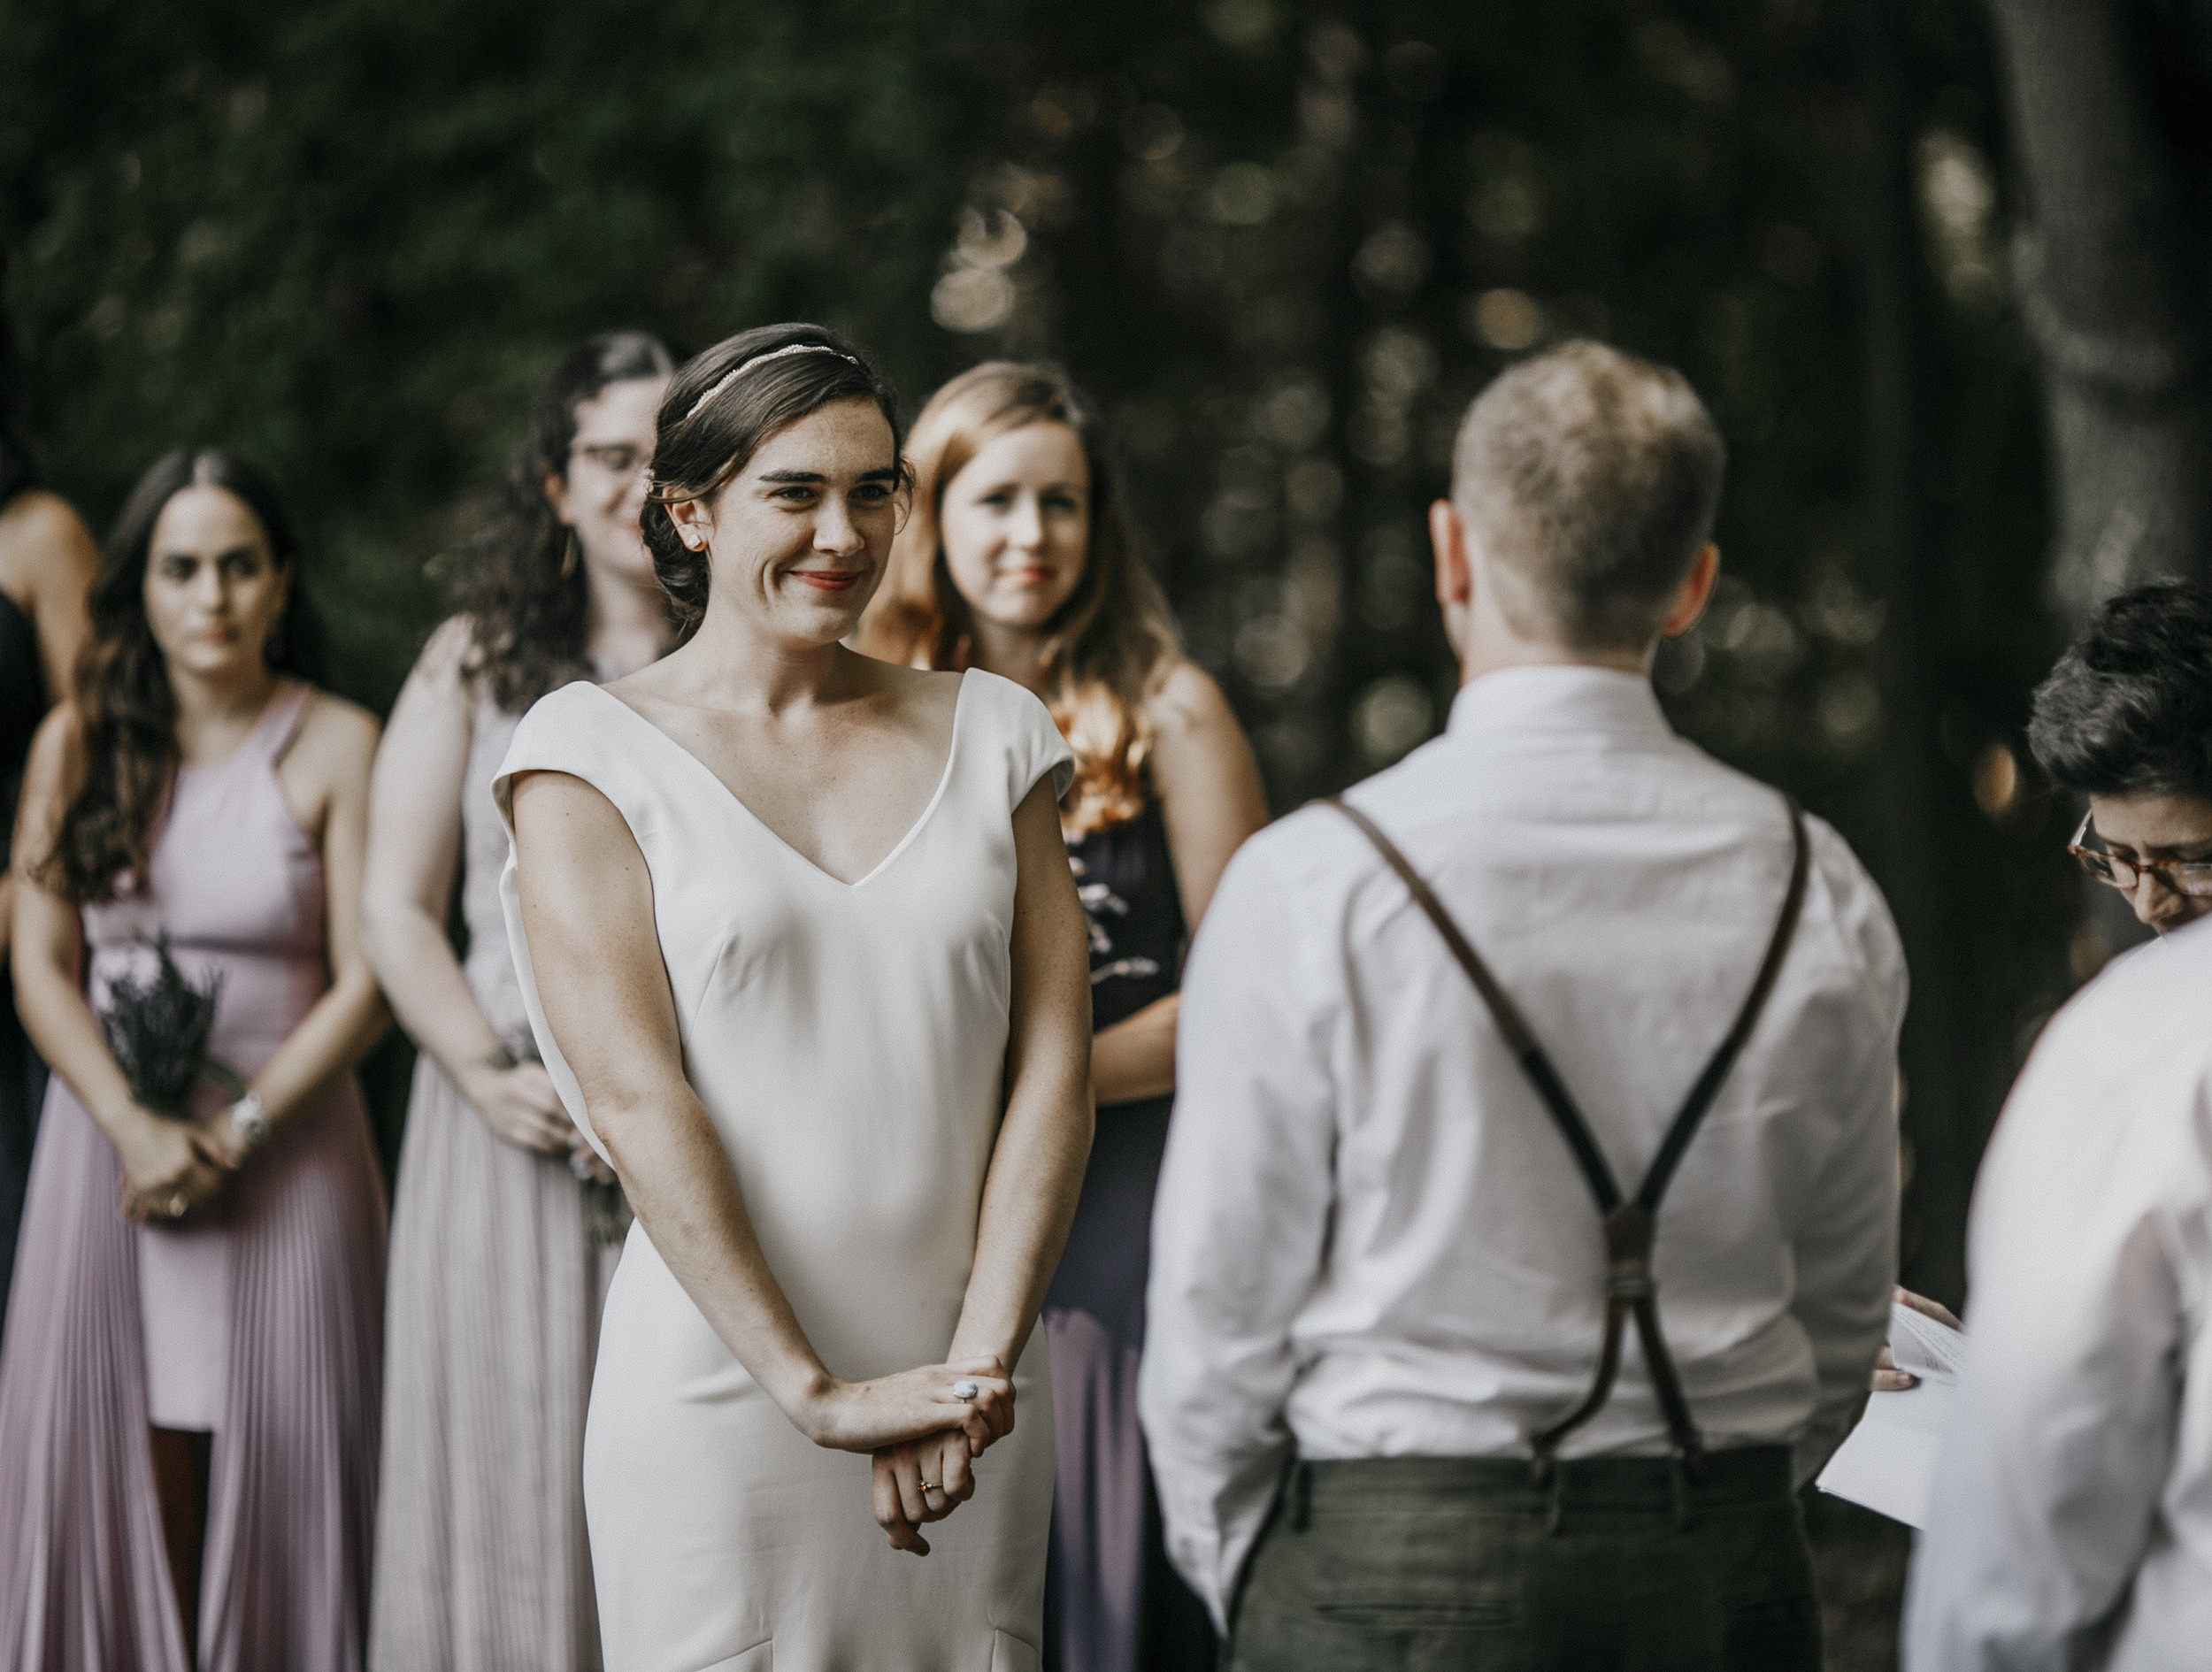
<box><xmin>495</xmin><ymin>326</ymin><xmax>1094</xmax><ymax>1672</ymax></box>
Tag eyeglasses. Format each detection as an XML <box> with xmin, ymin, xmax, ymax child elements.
<box><xmin>2068</xmin><ymin>813</ymin><xmax>2212</xmax><ymax>898</ymax></box>
<box><xmin>572</xmin><ymin>443</ymin><xmax>649</xmax><ymax>479</ymax></box>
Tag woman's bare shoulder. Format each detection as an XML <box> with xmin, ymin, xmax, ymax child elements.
<box><xmin>23</xmin><ymin>700</ymin><xmax>82</xmax><ymax>780</ymax></box>
<box><xmin>0</xmin><ymin>490</ymin><xmax>98</xmax><ymax>599</ymax></box>
<box><xmin>294</xmin><ymin>687</ymin><xmax>381</xmax><ymax>777</ymax></box>
<box><xmin>851</xmin><ymin>652</ymin><xmax>964</xmax><ymax>726</ymax></box>
<box><xmin>408</xmin><ymin>614</ymin><xmax>486</xmax><ymax>690</ymax></box>
<box><xmin>864</xmin><ymin>655</ymin><xmax>963</xmax><ymax>694</ymax></box>
<box><xmin>1143</xmin><ymin>656</ymin><xmax>1240</xmax><ymax>742</ymax></box>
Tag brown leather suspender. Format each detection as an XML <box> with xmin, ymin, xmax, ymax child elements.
<box><xmin>1325</xmin><ymin>795</ymin><xmax>1811</xmax><ymax>1476</ymax></box>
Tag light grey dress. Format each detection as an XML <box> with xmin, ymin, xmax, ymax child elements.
<box><xmin>370</xmin><ymin>683</ymin><xmax>626</xmax><ymax>1672</ymax></box>
<box><xmin>496</xmin><ymin>671</ymin><xmax>1071</xmax><ymax>1672</ymax></box>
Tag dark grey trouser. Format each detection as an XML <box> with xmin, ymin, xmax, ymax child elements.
<box><xmin>1226</xmin><ymin>1446</ymin><xmax>1819</xmax><ymax>1672</ymax></box>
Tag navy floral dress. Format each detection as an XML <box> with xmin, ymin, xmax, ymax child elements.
<box><xmin>1042</xmin><ymin>797</ymin><xmax>1216</xmax><ymax>1672</ymax></box>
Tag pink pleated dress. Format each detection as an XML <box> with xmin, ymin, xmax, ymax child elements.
<box><xmin>0</xmin><ymin>682</ymin><xmax>388</xmax><ymax>1671</ymax></box>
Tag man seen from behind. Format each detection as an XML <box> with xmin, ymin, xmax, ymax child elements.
<box><xmin>1140</xmin><ymin>341</ymin><xmax>1909</xmax><ymax>1671</ymax></box>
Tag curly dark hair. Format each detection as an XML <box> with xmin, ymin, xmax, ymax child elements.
<box><xmin>39</xmin><ymin>449</ymin><xmax>327</xmax><ymax>902</ymax></box>
<box><xmin>448</xmin><ymin>331</ymin><xmax>676</xmax><ymax>711</ymax></box>
<box><xmin>643</xmin><ymin>324</ymin><xmax>905</xmax><ymax>642</ymax></box>
<box><xmin>2028</xmin><ymin>579</ymin><xmax>2212</xmax><ymax>803</ymax></box>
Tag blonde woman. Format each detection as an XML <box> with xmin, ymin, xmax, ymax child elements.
<box><xmin>856</xmin><ymin>363</ymin><xmax>1266</xmax><ymax>1672</ymax></box>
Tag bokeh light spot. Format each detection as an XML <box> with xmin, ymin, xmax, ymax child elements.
<box><xmin>1469</xmin><ymin>288</ymin><xmax>1544</xmax><ymax>351</ymax></box>
<box><xmin>931</xmin><ymin>269</ymin><xmax>1013</xmax><ymax>334</ymax></box>
<box><xmin>1354</xmin><ymin>674</ymin><xmax>1435</xmax><ymax>764</ymax></box>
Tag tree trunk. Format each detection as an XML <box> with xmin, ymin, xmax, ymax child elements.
<box><xmin>1859</xmin><ymin>0</ymin><xmax>1977</xmax><ymax>1311</ymax></box>
<box><xmin>1985</xmin><ymin>0</ymin><xmax>2212</xmax><ymax>625</ymax></box>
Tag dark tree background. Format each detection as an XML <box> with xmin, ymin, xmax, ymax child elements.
<box><xmin>6</xmin><ymin>3</ymin><xmax>2208</xmax><ymax>1660</ymax></box>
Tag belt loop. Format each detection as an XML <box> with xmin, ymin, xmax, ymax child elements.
<box><xmin>1545</xmin><ymin>1459</ymin><xmax>1567</xmax><ymax>1538</ymax></box>
<box><xmin>1290</xmin><ymin>1460</ymin><xmax>1313</xmax><ymax>1533</ymax></box>
<box><xmin>1669</xmin><ymin>1452</ymin><xmax>1693</xmax><ymax>1532</ymax></box>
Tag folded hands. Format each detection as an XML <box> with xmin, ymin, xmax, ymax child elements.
<box><xmin>793</xmin><ymin>1354</ymin><xmax>1016</xmax><ymax>1557</ymax></box>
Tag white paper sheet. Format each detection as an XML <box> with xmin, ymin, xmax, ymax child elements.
<box><xmin>1815</xmin><ymin>1300</ymin><xmax>1964</xmax><ymax>1529</ymax></box>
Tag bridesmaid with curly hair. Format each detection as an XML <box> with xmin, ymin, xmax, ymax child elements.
<box><xmin>1</xmin><ymin>449</ymin><xmax>388</xmax><ymax>1669</ymax></box>
<box><xmin>363</xmin><ymin>331</ymin><xmax>675</xmax><ymax>1672</ymax></box>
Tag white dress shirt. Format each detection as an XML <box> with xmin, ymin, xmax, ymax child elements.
<box><xmin>1139</xmin><ymin>666</ymin><xmax>1907</xmax><ymax>1628</ymax></box>
<box><xmin>1904</xmin><ymin>922</ymin><xmax>2212</xmax><ymax>1672</ymax></box>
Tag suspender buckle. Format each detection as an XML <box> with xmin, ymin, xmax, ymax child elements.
<box><xmin>1602</xmin><ymin>1204</ymin><xmax>1657</xmax><ymax>1296</ymax></box>
<box><xmin>1605</xmin><ymin>1262</ymin><xmax>1655</xmax><ymax>1300</ymax></box>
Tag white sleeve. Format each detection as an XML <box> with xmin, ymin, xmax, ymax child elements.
<box><xmin>995</xmin><ymin>675</ymin><xmax>1073</xmax><ymax>806</ymax></box>
<box><xmin>1783</xmin><ymin>1032</ymin><xmax>1898</xmax><ymax>1484</ymax></box>
<box><xmin>1139</xmin><ymin>833</ymin><xmax>1338</xmax><ymax>1634</ymax></box>
<box><xmin>1785</xmin><ymin>831</ymin><xmax>1906</xmax><ymax>1483</ymax></box>
<box><xmin>1902</xmin><ymin>1039</ymin><xmax>2183</xmax><ymax>1670</ymax></box>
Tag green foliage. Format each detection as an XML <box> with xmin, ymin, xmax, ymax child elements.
<box><xmin>4</xmin><ymin>1</ymin><xmax>2047</xmax><ymax>794</ymax></box>
<box><xmin>4</xmin><ymin>0</ymin><xmax>2083</xmax><ymax>1306</ymax></box>
<box><xmin>3</xmin><ymin>0</ymin><xmax>1025</xmax><ymax>704</ymax></box>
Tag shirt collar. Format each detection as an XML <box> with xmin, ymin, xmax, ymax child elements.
<box><xmin>1444</xmin><ymin>664</ymin><xmax>1674</xmax><ymax>742</ymax></box>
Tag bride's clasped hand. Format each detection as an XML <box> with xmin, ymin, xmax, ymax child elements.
<box><xmin>772</xmin><ymin>1352</ymin><xmax>1015</xmax><ymax>1556</ymax></box>
<box><xmin>788</xmin><ymin>1354</ymin><xmax>1012</xmax><ymax>1456</ymax></box>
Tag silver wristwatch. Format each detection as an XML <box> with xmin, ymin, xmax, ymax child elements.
<box><xmin>227</xmin><ymin>1090</ymin><xmax>272</xmax><ymax>1152</ymax></box>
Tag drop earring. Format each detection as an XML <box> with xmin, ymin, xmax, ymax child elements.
<box><xmin>561</xmin><ymin>529</ymin><xmax>581</xmax><ymax>579</ymax></box>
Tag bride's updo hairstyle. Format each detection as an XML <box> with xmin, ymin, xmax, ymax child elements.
<box><xmin>642</xmin><ymin>323</ymin><xmax>907</xmax><ymax>641</ymax></box>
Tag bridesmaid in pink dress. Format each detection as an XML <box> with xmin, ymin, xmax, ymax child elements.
<box><xmin>0</xmin><ymin>449</ymin><xmax>388</xmax><ymax>1671</ymax></box>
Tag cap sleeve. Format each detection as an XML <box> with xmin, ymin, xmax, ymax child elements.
<box><xmin>985</xmin><ymin>673</ymin><xmax>1073</xmax><ymax>809</ymax></box>
<box><xmin>486</xmin><ymin>681</ymin><xmax>642</xmax><ymax>1168</ymax></box>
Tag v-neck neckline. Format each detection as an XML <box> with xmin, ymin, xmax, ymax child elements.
<box><xmin>579</xmin><ymin>671</ymin><xmax>967</xmax><ymax>892</ymax></box>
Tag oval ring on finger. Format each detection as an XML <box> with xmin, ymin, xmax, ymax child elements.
<box><xmin>168</xmin><ymin>1193</ymin><xmax>187</xmax><ymax>1218</ymax></box>
<box><xmin>951</xmin><ymin>1379</ymin><xmax>979</xmax><ymax>1400</ymax></box>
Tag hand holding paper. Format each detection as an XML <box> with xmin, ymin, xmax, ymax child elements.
<box><xmin>1817</xmin><ymin>1293</ymin><xmax>1966</xmax><ymax>1528</ymax></box>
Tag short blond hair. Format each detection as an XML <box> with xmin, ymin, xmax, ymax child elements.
<box><xmin>1452</xmin><ymin>340</ymin><xmax>1724</xmax><ymax>651</ymax></box>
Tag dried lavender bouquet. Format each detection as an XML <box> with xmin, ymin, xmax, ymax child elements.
<box><xmin>100</xmin><ymin>936</ymin><xmax>244</xmax><ymax>1118</ymax></box>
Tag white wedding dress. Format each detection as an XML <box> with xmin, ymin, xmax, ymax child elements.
<box><xmin>495</xmin><ymin>670</ymin><xmax>1071</xmax><ymax>1672</ymax></box>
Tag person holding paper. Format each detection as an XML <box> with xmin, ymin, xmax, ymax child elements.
<box><xmin>1140</xmin><ymin>341</ymin><xmax>1908</xmax><ymax>1670</ymax></box>
<box><xmin>1870</xmin><ymin>1287</ymin><xmax>1961</xmax><ymax>1392</ymax></box>
<box><xmin>1904</xmin><ymin>581</ymin><xmax>2212</xmax><ymax>1669</ymax></box>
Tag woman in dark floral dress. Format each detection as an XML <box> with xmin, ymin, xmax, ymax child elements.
<box><xmin>859</xmin><ymin>362</ymin><xmax>1267</xmax><ymax>1672</ymax></box>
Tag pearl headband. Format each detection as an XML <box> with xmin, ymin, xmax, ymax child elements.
<box><xmin>683</xmin><ymin>342</ymin><xmax>862</xmax><ymax>423</ymax></box>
